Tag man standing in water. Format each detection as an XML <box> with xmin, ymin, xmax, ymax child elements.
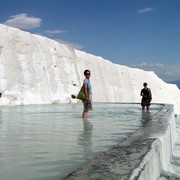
<box><xmin>140</xmin><ymin>82</ymin><xmax>152</xmax><ymax>111</ymax></box>
<box><xmin>82</xmin><ymin>70</ymin><xmax>92</xmax><ymax>119</ymax></box>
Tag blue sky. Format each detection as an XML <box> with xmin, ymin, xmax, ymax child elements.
<box><xmin>0</xmin><ymin>0</ymin><xmax>180</xmax><ymax>82</ymax></box>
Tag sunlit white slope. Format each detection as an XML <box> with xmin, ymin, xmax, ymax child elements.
<box><xmin>75</xmin><ymin>50</ymin><xmax>180</xmax><ymax>115</ymax></box>
<box><xmin>0</xmin><ymin>24</ymin><xmax>180</xmax><ymax>115</ymax></box>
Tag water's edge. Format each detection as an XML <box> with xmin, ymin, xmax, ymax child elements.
<box><xmin>64</xmin><ymin>104</ymin><xmax>178</xmax><ymax>180</ymax></box>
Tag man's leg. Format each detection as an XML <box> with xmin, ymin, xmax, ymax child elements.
<box><xmin>82</xmin><ymin>101</ymin><xmax>88</xmax><ymax>119</ymax></box>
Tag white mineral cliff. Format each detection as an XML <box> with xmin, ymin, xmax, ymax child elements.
<box><xmin>0</xmin><ymin>24</ymin><xmax>180</xmax><ymax>114</ymax></box>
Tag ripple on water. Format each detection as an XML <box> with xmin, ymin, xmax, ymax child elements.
<box><xmin>0</xmin><ymin>103</ymin><xmax>162</xmax><ymax>180</ymax></box>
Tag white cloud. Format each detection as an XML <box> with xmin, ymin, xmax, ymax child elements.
<box><xmin>130</xmin><ymin>63</ymin><xmax>180</xmax><ymax>82</ymax></box>
<box><xmin>156</xmin><ymin>63</ymin><xmax>164</xmax><ymax>67</ymax></box>
<box><xmin>45</xmin><ymin>30</ymin><xmax>68</xmax><ymax>34</ymax></box>
<box><xmin>138</xmin><ymin>62</ymin><xmax>164</xmax><ymax>67</ymax></box>
<box><xmin>137</xmin><ymin>7</ymin><xmax>154</xmax><ymax>14</ymax></box>
<box><xmin>3</xmin><ymin>13</ymin><xmax>42</xmax><ymax>30</ymax></box>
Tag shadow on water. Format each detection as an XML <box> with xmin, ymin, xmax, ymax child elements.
<box><xmin>140</xmin><ymin>110</ymin><xmax>154</xmax><ymax>126</ymax></box>
<box><xmin>0</xmin><ymin>103</ymin><xmax>163</xmax><ymax>180</ymax></box>
<box><xmin>77</xmin><ymin>120</ymin><xmax>93</xmax><ymax>162</ymax></box>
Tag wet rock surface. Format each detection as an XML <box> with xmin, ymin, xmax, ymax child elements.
<box><xmin>64</xmin><ymin>105</ymin><xmax>175</xmax><ymax>180</ymax></box>
<box><xmin>159</xmin><ymin>173</ymin><xmax>180</xmax><ymax>180</ymax></box>
<box><xmin>64</xmin><ymin>138</ymin><xmax>155</xmax><ymax>180</ymax></box>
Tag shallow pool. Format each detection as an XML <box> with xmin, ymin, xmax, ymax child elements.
<box><xmin>0</xmin><ymin>103</ymin><xmax>163</xmax><ymax>180</ymax></box>
<box><xmin>176</xmin><ymin>115</ymin><xmax>180</xmax><ymax>126</ymax></box>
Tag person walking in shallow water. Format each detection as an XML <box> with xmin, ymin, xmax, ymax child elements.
<box><xmin>82</xmin><ymin>70</ymin><xmax>92</xmax><ymax>119</ymax></box>
<box><xmin>140</xmin><ymin>82</ymin><xmax>152</xmax><ymax>111</ymax></box>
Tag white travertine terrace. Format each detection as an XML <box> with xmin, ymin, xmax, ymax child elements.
<box><xmin>0</xmin><ymin>24</ymin><xmax>180</xmax><ymax>115</ymax></box>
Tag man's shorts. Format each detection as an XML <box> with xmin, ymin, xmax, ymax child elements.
<box><xmin>83</xmin><ymin>95</ymin><xmax>92</xmax><ymax>112</ymax></box>
<box><xmin>141</xmin><ymin>98</ymin><xmax>151</xmax><ymax>107</ymax></box>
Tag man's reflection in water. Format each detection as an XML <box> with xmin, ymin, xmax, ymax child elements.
<box><xmin>141</xmin><ymin>111</ymin><xmax>153</xmax><ymax>126</ymax></box>
<box><xmin>0</xmin><ymin>111</ymin><xmax>2</xmax><ymax>126</ymax></box>
<box><xmin>77</xmin><ymin>120</ymin><xmax>93</xmax><ymax>162</ymax></box>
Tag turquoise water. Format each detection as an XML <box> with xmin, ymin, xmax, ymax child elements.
<box><xmin>0</xmin><ymin>103</ymin><xmax>162</xmax><ymax>180</ymax></box>
<box><xmin>176</xmin><ymin>116</ymin><xmax>180</xmax><ymax>126</ymax></box>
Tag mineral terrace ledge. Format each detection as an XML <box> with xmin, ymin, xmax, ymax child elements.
<box><xmin>64</xmin><ymin>104</ymin><xmax>177</xmax><ymax>180</ymax></box>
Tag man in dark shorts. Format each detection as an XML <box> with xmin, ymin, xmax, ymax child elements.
<box><xmin>140</xmin><ymin>82</ymin><xmax>152</xmax><ymax>110</ymax></box>
<box><xmin>82</xmin><ymin>70</ymin><xmax>92</xmax><ymax>119</ymax></box>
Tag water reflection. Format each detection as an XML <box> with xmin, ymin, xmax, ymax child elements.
<box><xmin>141</xmin><ymin>111</ymin><xmax>153</xmax><ymax>126</ymax></box>
<box><xmin>176</xmin><ymin>116</ymin><xmax>180</xmax><ymax>126</ymax></box>
<box><xmin>0</xmin><ymin>112</ymin><xmax>2</xmax><ymax>125</ymax></box>
<box><xmin>0</xmin><ymin>104</ymin><xmax>162</xmax><ymax>180</ymax></box>
<box><xmin>77</xmin><ymin>120</ymin><xmax>93</xmax><ymax>162</ymax></box>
